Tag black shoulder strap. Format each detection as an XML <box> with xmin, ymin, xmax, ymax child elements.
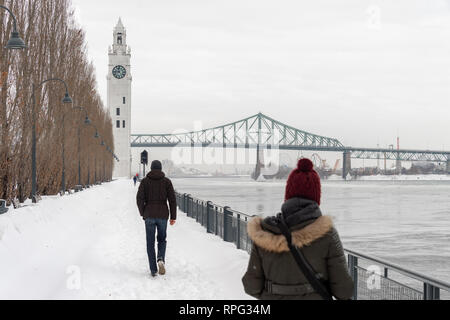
<box><xmin>278</xmin><ymin>216</ymin><xmax>333</xmax><ymax>300</ymax></box>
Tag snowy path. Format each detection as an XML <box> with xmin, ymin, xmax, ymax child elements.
<box><xmin>0</xmin><ymin>180</ymin><xmax>252</xmax><ymax>300</ymax></box>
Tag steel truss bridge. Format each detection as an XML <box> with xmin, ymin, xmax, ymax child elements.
<box><xmin>348</xmin><ymin>148</ymin><xmax>449</xmax><ymax>163</ymax></box>
<box><xmin>131</xmin><ymin>113</ymin><xmax>450</xmax><ymax>177</ymax></box>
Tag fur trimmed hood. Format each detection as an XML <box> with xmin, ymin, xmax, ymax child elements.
<box><xmin>247</xmin><ymin>216</ymin><xmax>334</xmax><ymax>253</ymax></box>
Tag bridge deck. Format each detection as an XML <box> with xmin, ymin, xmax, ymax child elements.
<box><xmin>130</xmin><ymin>113</ymin><xmax>450</xmax><ymax>162</ymax></box>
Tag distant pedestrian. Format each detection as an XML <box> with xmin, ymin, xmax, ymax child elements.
<box><xmin>137</xmin><ymin>160</ymin><xmax>177</xmax><ymax>277</ymax></box>
<box><xmin>133</xmin><ymin>175</ymin><xmax>137</xmax><ymax>186</ymax></box>
<box><xmin>242</xmin><ymin>158</ymin><xmax>354</xmax><ymax>300</ymax></box>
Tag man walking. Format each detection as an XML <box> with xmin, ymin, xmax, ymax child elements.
<box><xmin>137</xmin><ymin>160</ymin><xmax>177</xmax><ymax>277</ymax></box>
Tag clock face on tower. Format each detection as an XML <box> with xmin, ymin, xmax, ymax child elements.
<box><xmin>112</xmin><ymin>65</ymin><xmax>126</xmax><ymax>79</ymax></box>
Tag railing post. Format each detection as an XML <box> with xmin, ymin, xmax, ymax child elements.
<box><xmin>183</xmin><ymin>193</ymin><xmax>188</xmax><ymax>213</ymax></box>
<box><xmin>223</xmin><ymin>206</ymin><xmax>233</xmax><ymax>243</ymax></box>
<box><xmin>181</xmin><ymin>193</ymin><xmax>184</xmax><ymax>212</ymax></box>
<box><xmin>196</xmin><ymin>201</ymin><xmax>199</xmax><ymax>221</ymax></box>
<box><xmin>196</xmin><ymin>201</ymin><xmax>200</xmax><ymax>222</ymax></box>
<box><xmin>424</xmin><ymin>283</ymin><xmax>440</xmax><ymax>300</ymax></box>
<box><xmin>206</xmin><ymin>201</ymin><xmax>213</xmax><ymax>233</ymax></box>
<box><xmin>187</xmin><ymin>194</ymin><xmax>192</xmax><ymax>217</ymax></box>
<box><xmin>202</xmin><ymin>202</ymin><xmax>206</xmax><ymax>227</ymax></box>
<box><xmin>215</xmin><ymin>207</ymin><xmax>218</xmax><ymax>236</ymax></box>
<box><xmin>236</xmin><ymin>213</ymin><xmax>241</xmax><ymax>250</ymax></box>
<box><xmin>201</xmin><ymin>202</ymin><xmax>204</xmax><ymax>226</ymax></box>
<box><xmin>348</xmin><ymin>254</ymin><xmax>358</xmax><ymax>300</ymax></box>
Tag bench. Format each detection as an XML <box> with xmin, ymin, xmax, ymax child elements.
<box><xmin>12</xmin><ymin>199</ymin><xmax>21</xmax><ymax>209</ymax></box>
<box><xmin>0</xmin><ymin>199</ymin><xmax>8</xmax><ymax>215</ymax></box>
<box><xmin>32</xmin><ymin>194</ymin><xmax>42</xmax><ymax>204</ymax></box>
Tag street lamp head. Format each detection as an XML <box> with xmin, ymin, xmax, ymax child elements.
<box><xmin>94</xmin><ymin>131</ymin><xmax>99</xmax><ymax>139</ymax></box>
<box><xmin>62</xmin><ymin>92</ymin><xmax>73</xmax><ymax>104</ymax></box>
<box><xmin>84</xmin><ymin>117</ymin><xmax>91</xmax><ymax>125</ymax></box>
<box><xmin>6</xmin><ymin>31</ymin><xmax>26</xmax><ymax>50</ymax></box>
<box><xmin>101</xmin><ymin>141</ymin><xmax>105</xmax><ymax>146</ymax></box>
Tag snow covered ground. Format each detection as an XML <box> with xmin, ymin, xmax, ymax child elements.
<box><xmin>0</xmin><ymin>180</ymin><xmax>252</xmax><ymax>300</ymax></box>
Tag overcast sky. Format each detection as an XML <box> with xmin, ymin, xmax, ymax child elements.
<box><xmin>72</xmin><ymin>0</ymin><xmax>450</xmax><ymax>153</ymax></box>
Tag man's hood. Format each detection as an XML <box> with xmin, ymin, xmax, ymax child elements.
<box><xmin>147</xmin><ymin>170</ymin><xmax>165</xmax><ymax>180</ymax></box>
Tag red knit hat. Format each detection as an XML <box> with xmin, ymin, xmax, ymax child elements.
<box><xmin>285</xmin><ymin>158</ymin><xmax>322</xmax><ymax>205</ymax></box>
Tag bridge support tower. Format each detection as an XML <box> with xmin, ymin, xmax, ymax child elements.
<box><xmin>252</xmin><ymin>115</ymin><xmax>265</xmax><ymax>181</ymax></box>
<box><xmin>396</xmin><ymin>159</ymin><xmax>402</xmax><ymax>175</ymax></box>
<box><xmin>343</xmin><ymin>151</ymin><xmax>352</xmax><ymax>180</ymax></box>
<box><xmin>447</xmin><ymin>159</ymin><xmax>450</xmax><ymax>175</ymax></box>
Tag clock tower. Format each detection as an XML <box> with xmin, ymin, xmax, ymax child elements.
<box><xmin>108</xmin><ymin>18</ymin><xmax>132</xmax><ymax>178</ymax></box>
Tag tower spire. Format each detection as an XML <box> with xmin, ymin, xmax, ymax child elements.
<box><xmin>115</xmin><ymin>17</ymin><xmax>125</xmax><ymax>30</ymax></box>
<box><xmin>112</xmin><ymin>17</ymin><xmax>127</xmax><ymax>53</ymax></box>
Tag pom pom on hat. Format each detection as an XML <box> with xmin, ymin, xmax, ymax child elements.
<box><xmin>297</xmin><ymin>158</ymin><xmax>314</xmax><ymax>172</ymax></box>
<box><xmin>285</xmin><ymin>158</ymin><xmax>322</xmax><ymax>205</ymax></box>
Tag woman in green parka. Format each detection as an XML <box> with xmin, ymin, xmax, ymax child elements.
<box><xmin>242</xmin><ymin>158</ymin><xmax>354</xmax><ymax>300</ymax></box>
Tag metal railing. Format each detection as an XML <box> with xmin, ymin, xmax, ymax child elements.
<box><xmin>175</xmin><ymin>191</ymin><xmax>450</xmax><ymax>300</ymax></box>
<box><xmin>346</xmin><ymin>249</ymin><xmax>450</xmax><ymax>300</ymax></box>
<box><xmin>176</xmin><ymin>192</ymin><xmax>255</xmax><ymax>254</ymax></box>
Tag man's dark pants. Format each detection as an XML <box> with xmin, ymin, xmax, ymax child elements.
<box><xmin>145</xmin><ymin>218</ymin><xmax>168</xmax><ymax>274</ymax></box>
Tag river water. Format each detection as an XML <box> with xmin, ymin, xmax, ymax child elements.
<box><xmin>172</xmin><ymin>176</ymin><xmax>450</xmax><ymax>288</ymax></box>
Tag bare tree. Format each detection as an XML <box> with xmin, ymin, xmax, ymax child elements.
<box><xmin>0</xmin><ymin>0</ymin><xmax>114</xmax><ymax>204</ymax></box>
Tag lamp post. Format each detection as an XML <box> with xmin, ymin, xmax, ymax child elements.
<box><xmin>89</xmin><ymin>122</ymin><xmax>105</xmax><ymax>184</ymax></box>
<box><xmin>31</xmin><ymin>78</ymin><xmax>72</xmax><ymax>202</ymax></box>
<box><xmin>100</xmin><ymin>140</ymin><xmax>106</xmax><ymax>182</ymax></box>
<box><xmin>100</xmin><ymin>142</ymin><xmax>119</xmax><ymax>182</ymax></box>
<box><xmin>107</xmin><ymin>146</ymin><xmax>117</xmax><ymax>181</ymax></box>
<box><xmin>87</xmin><ymin>123</ymin><xmax>102</xmax><ymax>184</ymax></box>
<box><xmin>73</xmin><ymin>106</ymin><xmax>91</xmax><ymax>186</ymax></box>
<box><xmin>85</xmin><ymin>122</ymin><xmax>119</xmax><ymax>184</ymax></box>
<box><xmin>86</xmin><ymin>152</ymin><xmax>90</xmax><ymax>186</ymax></box>
<box><xmin>94</xmin><ymin>156</ymin><xmax>97</xmax><ymax>184</ymax></box>
<box><xmin>60</xmin><ymin>104</ymin><xmax>80</xmax><ymax>195</ymax></box>
<box><xmin>106</xmin><ymin>146</ymin><xmax>111</xmax><ymax>182</ymax></box>
<box><xmin>61</xmin><ymin>112</ymin><xmax>65</xmax><ymax>194</ymax></box>
<box><xmin>104</xmin><ymin>144</ymin><xmax>115</xmax><ymax>182</ymax></box>
<box><xmin>0</xmin><ymin>5</ymin><xmax>27</xmax><ymax>49</ymax></box>
<box><xmin>85</xmin><ymin>123</ymin><xmax>99</xmax><ymax>186</ymax></box>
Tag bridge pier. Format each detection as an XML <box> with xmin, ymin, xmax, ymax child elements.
<box><xmin>343</xmin><ymin>151</ymin><xmax>352</xmax><ymax>180</ymax></box>
<box><xmin>253</xmin><ymin>143</ymin><xmax>265</xmax><ymax>180</ymax></box>
<box><xmin>396</xmin><ymin>159</ymin><xmax>402</xmax><ymax>175</ymax></box>
<box><xmin>447</xmin><ymin>160</ymin><xmax>450</xmax><ymax>175</ymax></box>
